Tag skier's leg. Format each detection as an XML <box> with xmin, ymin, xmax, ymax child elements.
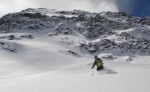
<box><xmin>97</xmin><ymin>66</ymin><xmax>104</xmax><ymax>71</ymax></box>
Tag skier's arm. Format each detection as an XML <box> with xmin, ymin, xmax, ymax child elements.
<box><xmin>92</xmin><ymin>61</ymin><xmax>96</xmax><ymax>69</ymax></box>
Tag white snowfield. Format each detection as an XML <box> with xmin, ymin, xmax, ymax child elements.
<box><xmin>0</xmin><ymin>33</ymin><xmax>150</xmax><ymax>92</ymax></box>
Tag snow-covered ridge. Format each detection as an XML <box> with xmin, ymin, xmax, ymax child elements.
<box><xmin>0</xmin><ymin>8</ymin><xmax>132</xmax><ymax>34</ymax></box>
<box><xmin>21</xmin><ymin>8</ymin><xmax>93</xmax><ymax>17</ymax></box>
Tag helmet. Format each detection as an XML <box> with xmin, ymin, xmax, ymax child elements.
<box><xmin>94</xmin><ymin>56</ymin><xmax>98</xmax><ymax>59</ymax></box>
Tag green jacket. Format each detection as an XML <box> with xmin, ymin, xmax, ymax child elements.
<box><xmin>92</xmin><ymin>58</ymin><xmax>103</xmax><ymax>68</ymax></box>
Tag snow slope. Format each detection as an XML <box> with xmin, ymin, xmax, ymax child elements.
<box><xmin>0</xmin><ymin>33</ymin><xmax>150</xmax><ymax>92</ymax></box>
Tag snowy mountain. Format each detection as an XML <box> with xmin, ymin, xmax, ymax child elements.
<box><xmin>1</xmin><ymin>8</ymin><xmax>150</xmax><ymax>56</ymax></box>
<box><xmin>0</xmin><ymin>8</ymin><xmax>150</xmax><ymax>92</ymax></box>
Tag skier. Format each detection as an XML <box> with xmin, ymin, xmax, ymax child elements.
<box><xmin>92</xmin><ymin>56</ymin><xmax>104</xmax><ymax>71</ymax></box>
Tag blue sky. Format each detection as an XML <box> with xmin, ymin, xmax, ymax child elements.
<box><xmin>0</xmin><ymin>0</ymin><xmax>149</xmax><ymax>17</ymax></box>
<box><xmin>117</xmin><ymin>0</ymin><xmax>150</xmax><ymax>17</ymax></box>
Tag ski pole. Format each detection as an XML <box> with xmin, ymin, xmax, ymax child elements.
<box><xmin>91</xmin><ymin>68</ymin><xmax>94</xmax><ymax>75</ymax></box>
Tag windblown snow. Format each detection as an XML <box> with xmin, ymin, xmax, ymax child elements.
<box><xmin>0</xmin><ymin>8</ymin><xmax>150</xmax><ymax>92</ymax></box>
